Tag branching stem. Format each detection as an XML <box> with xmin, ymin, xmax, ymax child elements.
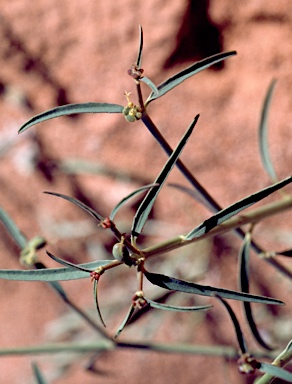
<box><xmin>142</xmin><ymin>195</ymin><xmax>292</xmax><ymax>278</ymax></box>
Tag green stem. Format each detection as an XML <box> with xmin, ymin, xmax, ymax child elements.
<box><xmin>255</xmin><ymin>340</ymin><xmax>292</xmax><ymax>384</ymax></box>
<box><xmin>140</xmin><ymin>110</ymin><xmax>282</xmax><ymax>261</ymax></box>
<box><xmin>0</xmin><ymin>340</ymin><xmax>277</xmax><ymax>360</ymax></box>
<box><xmin>142</xmin><ymin>196</ymin><xmax>292</xmax><ymax>278</ymax></box>
<box><xmin>0</xmin><ymin>208</ymin><xmax>27</xmax><ymax>249</ymax></box>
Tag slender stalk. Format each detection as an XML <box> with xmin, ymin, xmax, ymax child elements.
<box><xmin>0</xmin><ymin>340</ymin><xmax>277</xmax><ymax>360</ymax></box>
<box><xmin>0</xmin><ymin>208</ymin><xmax>27</xmax><ymax>249</ymax></box>
<box><xmin>255</xmin><ymin>340</ymin><xmax>292</xmax><ymax>384</ymax></box>
<box><xmin>0</xmin><ymin>342</ymin><xmax>114</xmax><ymax>356</ymax></box>
<box><xmin>138</xmin><ymin>100</ymin><xmax>292</xmax><ymax>278</ymax></box>
<box><xmin>136</xmin><ymin>80</ymin><xmax>145</xmax><ymax>111</ymax></box>
<box><xmin>142</xmin><ymin>196</ymin><xmax>292</xmax><ymax>278</ymax></box>
<box><xmin>137</xmin><ymin>264</ymin><xmax>144</xmax><ymax>291</ymax></box>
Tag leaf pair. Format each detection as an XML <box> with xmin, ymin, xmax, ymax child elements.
<box><xmin>44</xmin><ymin>181</ymin><xmax>159</xmax><ymax>244</ymax></box>
<box><xmin>115</xmin><ymin>295</ymin><xmax>212</xmax><ymax>338</ymax></box>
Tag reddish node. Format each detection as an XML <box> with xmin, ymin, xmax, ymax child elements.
<box><xmin>237</xmin><ymin>354</ymin><xmax>260</xmax><ymax>375</ymax></box>
<box><xmin>132</xmin><ymin>292</ymin><xmax>147</xmax><ymax>309</ymax></box>
<box><xmin>127</xmin><ymin>64</ymin><xmax>144</xmax><ymax>79</ymax></box>
<box><xmin>100</xmin><ymin>217</ymin><xmax>111</xmax><ymax>229</ymax></box>
<box><xmin>90</xmin><ymin>271</ymin><xmax>100</xmax><ymax>282</ymax></box>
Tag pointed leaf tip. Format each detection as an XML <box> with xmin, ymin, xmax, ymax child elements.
<box><xmin>146</xmin><ymin>51</ymin><xmax>237</xmax><ymax>104</ymax></box>
<box><xmin>93</xmin><ymin>279</ymin><xmax>106</xmax><ymax>327</ymax></box>
<box><xmin>144</xmin><ymin>270</ymin><xmax>284</xmax><ymax>305</ymax></box>
<box><xmin>146</xmin><ymin>298</ymin><xmax>212</xmax><ymax>312</ymax></box>
<box><xmin>132</xmin><ymin>115</ymin><xmax>199</xmax><ymax>238</ymax></box>
<box><xmin>259</xmin><ymin>79</ymin><xmax>278</xmax><ymax>182</ymax></box>
<box><xmin>44</xmin><ymin>191</ymin><xmax>104</xmax><ymax>223</ymax></box>
<box><xmin>239</xmin><ymin>233</ymin><xmax>275</xmax><ymax>350</ymax></box>
<box><xmin>19</xmin><ymin>103</ymin><xmax>124</xmax><ymax>133</ymax></box>
<box><xmin>186</xmin><ymin>176</ymin><xmax>292</xmax><ymax>239</ymax></box>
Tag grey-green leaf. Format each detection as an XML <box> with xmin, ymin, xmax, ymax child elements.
<box><xmin>109</xmin><ymin>183</ymin><xmax>159</xmax><ymax>220</ymax></box>
<box><xmin>0</xmin><ymin>207</ymin><xmax>27</xmax><ymax>249</ymax></box>
<box><xmin>35</xmin><ymin>262</ymin><xmax>68</xmax><ymax>300</ymax></box>
<box><xmin>258</xmin><ymin>79</ymin><xmax>278</xmax><ymax>182</ymax></box>
<box><xmin>44</xmin><ymin>191</ymin><xmax>104</xmax><ymax>223</ymax></box>
<box><xmin>32</xmin><ymin>362</ymin><xmax>48</xmax><ymax>384</ymax></box>
<box><xmin>93</xmin><ymin>279</ymin><xmax>106</xmax><ymax>327</ymax></box>
<box><xmin>145</xmin><ymin>298</ymin><xmax>212</xmax><ymax>312</ymax></box>
<box><xmin>114</xmin><ymin>304</ymin><xmax>135</xmax><ymax>339</ymax></box>
<box><xmin>0</xmin><ymin>260</ymin><xmax>111</xmax><ymax>281</ymax></box>
<box><xmin>146</xmin><ymin>51</ymin><xmax>236</xmax><ymax>104</ymax></box>
<box><xmin>276</xmin><ymin>249</ymin><xmax>292</xmax><ymax>257</ymax></box>
<box><xmin>215</xmin><ymin>295</ymin><xmax>247</xmax><ymax>354</ymax></box>
<box><xmin>144</xmin><ymin>270</ymin><xmax>284</xmax><ymax>305</ymax></box>
<box><xmin>140</xmin><ymin>76</ymin><xmax>159</xmax><ymax>95</ymax></box>
<box><xmin>19</xmin><ymin>103</ymin><xmax>124</xmax><ymax>133</ymax></box>
<box><xmin>46</xmin><ymin>251</ymin><xmax>93</xmax><ymax>272</ymax></box>
<box><xmin>136</xmin><ymin>25</ymin><xmax>143</xmax><ymax>68</ymax></box>
<box><xmin>259</xmin><ymin>362</ymin><xmax>292</xmax><ymax>382</ymax></box>
<box><xmin>186</xmin><ymin>176</ymin><xmax>292</xmax><ymax>240</ymax></box>
<box><xmin>239</xmin><ymin>232</ymin><xmax>274</xmax><ymax>350</ymax></box>
<box><xmin>132</xmin><ymin>115</ymin><xmax>199</xmax><ymax>238</ymax></box>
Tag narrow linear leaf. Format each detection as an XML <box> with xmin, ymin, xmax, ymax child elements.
<box><xmin>140</xmin><ymin>76</ymin><xmax>159</xmax><ymax>95</ymax></box>
<box><xmin>259</xmin><ymin>362</ymin><xmax>292</xmax><ymax>382</ymax></box>
<box><xmin>19</xmin><ymin>103</ymin><xmax>124</xmax><ymax>133</ymax></box>
<box><xmin>0</xmin><ymin>260</ymin><xmax>111</xmax><ymax>281</ymax></box>
<box><xmin>186</xmin><ymin>176</ymin><xmax>292</xmax><ymax>240</ymax></box>
<box><xmin>115</xmin><ymin>305</ymin><xmax>135</xmax><ymax>339</ymax></box>
<box><xmin>145</xmin><ymin>298</ymin><xmax>212</xmax><ymax>312</ymax></box>
<box><xmin>146</xmin><ymin>51</ymin><xmax>236</xmax><ymax>104</ymax></box>
<box><xmin>259</xmin><ymin>79</ymin><xmax>278</xmax><ymax>182</ymax></box>
<box><xmin>132</xmin><ymin>115</ymin><xmax>199</xmax><ymax>238</ymax></box>
<box><xmin>239</xmin><ymin>233</ymin><xmax>274</xmax><ymax>350</ymax></box>
<box><xmin>144</xmin><ymin>270</ymin><xmax>284</xmax><ymax>305</ymax></box>
<box><xmin>35</xmin><ymin>262</ymin><xmax>68</xmax><ymax>300</ymax></box>
<box><xmin>276</xmin><ymin>249</ymin><xmax>292</xmax><ymax>257</ymax></box>
<box><xmin>128</xmin><ymin>291</ymin><xmax>174</xmax><ymax>325</ymax></box>
<box><xmin>32</xmin><ymin>362</ymin><xmax>48</xmax><ymax>384</ymax></box>
<box><xmin>215</xmin><ymin>295</ymin><xmax>248</xmax><ymax>354</ymax></box>
<box><xmin>44</xmin><ymin>191</ymin><xmax>104</xmax><ymax>223</ymax></box>
<box><xmin>93</xmin><ymin>279</ymin><xmax>106</xmax><ymax>327</ymax></box>
<box><xmin>136</xmin><ymin>25</ymin><xmax>143</xmax><ymax>68</ymax></box>
<box><xmin>46</xmin><ymin>251</ymin><xmax>93</xmax><ymax>272</ymax></box>
<box><xmin>109</xmin><ymin>183</ymin><xmax>159</xmax><ymax>220</ymax></box>
<box><xmin>239</xmin><ymin>233</ymin><xmax>251</xmax><ymax>294</ymax></box>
